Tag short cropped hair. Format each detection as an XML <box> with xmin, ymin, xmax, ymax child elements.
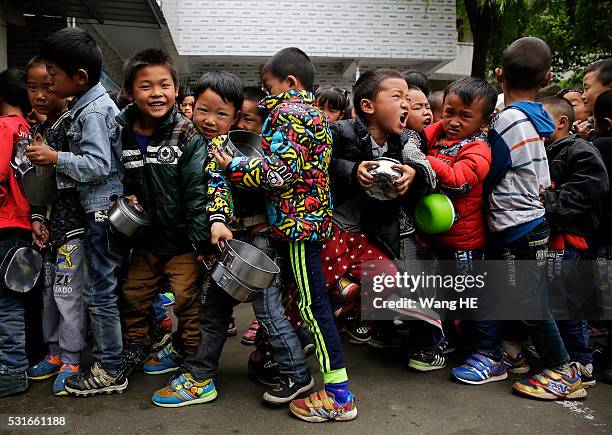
<box><xmin>242</xmin><ymin>86</ymin><xmax>267</xmax><ymax>118</ymax></box>
<box><xmin>444</xmin><ymin>77</ymin><xmax>498</xmax><ymax>118</ymax></box>
<box><xmin>353</xmin><ymin>69</ymin><xmax>404</xmax><ymax>119</ymax></box>
<box><xmin>501</xmin><ymin>37</ymin><xmax>551</xmax><ymax>91</ymax></box>
<box><xmin>193</xmin><ymin>71</ymin><xmax>243</xmax><ymax>113</ymax></box>
<box><xmin>428</xmin><ymin>90</ymin><xmax>444</xmax><ymax>111</ymax></box>
<box><xmin>539</xmin><ymin>95</ymin><xmax>576</xmax><ymax>126</ymax></box>
<box><xmin>123</xmin><ymin>49</ymin><xmax>179</xmax><ymax>92</ymax></box>
<box><xmin>40</xmin><ymin>27</ymin><xmax>102</xmax><ymax>86</ymax></box>
<box><xmin>585</xmin><ymin>59</ymin><xmax>612</xmax><ymax>86</ymax></box>
<box><xmin>25</xmin><ymin>56</ymin><xmax>46</xmax><ymax>74</ymax></box>
<box><xmin>402</xmin><ymin>69</ymin><xmax>430</xmax><ymax>96</ymax></box>
<box><xmin>0</xmin><ymin>68</ymin><xmax>31</xmax><ymax>114</ymax></box>
<box><xmin>594</xmin><ymin>89</ymin><xmax>612</xmax><ymax>122</ymax></box>
<box><xmin>261</xmin><ymin>48</ymin><xmax>315</xmax><ymax>92</ymax></box>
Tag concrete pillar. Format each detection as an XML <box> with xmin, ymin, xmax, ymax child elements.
<box><xmin>0</xmin><ymin>18</ymin><xmax>7</xmax><ymax>71</ymax></box>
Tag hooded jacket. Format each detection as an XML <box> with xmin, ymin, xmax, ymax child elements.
<box><xmin>117</xmin><ymin>104</ymin><xmax>209</xmax><ymax>255</ymax></box>
<box><xmin>593</xmin><ymin>136</ymin><xmax>612</xmax><ymax>246</ymax></box>
<box><xmin>486</xmin><ymin>102</ymin><xmax>555</xmax><ymax>244</ymax></box>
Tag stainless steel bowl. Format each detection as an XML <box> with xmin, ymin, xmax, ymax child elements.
<box><xmin>211</xmin><ymin>262</ymin><xmax>262</xmax><ymax>302</ymax></box>
<box><xmin>108</xmin><ymin>196</ymin><xmax>151</xmax><ymax>237</ymax></box>
<box><xmin>216</xmin><ymin>239</ymin><xmax>280</xmax><ymax>289</ymax></box>
<box><xmin>224</xmin><ymin>130</ymin><xmax>264</xmax><ymax>158</ymax></box>
<box><xmin>1</xmin><ymin>246</ymin><xmax>43</xmax><ymax>293</ymax></box>
<box><xmin>11</xmin><ymin>138</ymin><xmax>58</xmax><ymax>206</ymax></box>
<box><xmin>365</xmin><ymin>157</ymin><xmax>403</xmax><ymax>201</ymax></box>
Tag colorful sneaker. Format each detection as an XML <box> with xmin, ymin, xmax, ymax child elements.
<box><xmin>512</xmin><ymin>367</ymin><xmax>587</xmax><ymax>400</ymax></box>
<box><xmin>143</xmin><ymin>343</ymin><xmax>182</xmax><ymax>375</ymax></box>
<box><xmin>52</xmin><ymin>363</ymin><xmax>80</xmax><ymax>396</ymax></box>
<box><xmin>503</xmin><ymin>351</ymin><xmax>531</xmax><ymax>374</ymax></box>
<box><xmin>64</xmin><ymin>361</ymin><xmax>128</xmax><ymax>396</ymax></box>
<box><xmin>263</xmin><ymin>375</ymin><xmax>314</xmax><ymax>404</ymax></box>
<box><xmin>289</xmin><ymin>389</ymin><xmax>357</xmax><ymax>423</ymax></box>
<box><xmin>241</xmin><ymin>320</ymin><xmax>260</xmax><ymax>346</ymax></box>
<box><xmin>452</xmin><ymin>353</ymin><xmax>508</xmax><ymax>385</ymax></box>
<box><xmin>27</xmin><ymin>354</ymin><xmax>62</xmax><ymax>380</ymax></box>
<box><xmin>571</xmin><ymin>361</ymin><xmax>596</xmax><ymax>388</ymax></box>
<box><xmin>161</xmin><ymin>291</ymin><xmax>175</xmax><ymax>306</ymax></box>
<box><xmin>151</xmin><ymin>372</ymin><xmax>217</xmax><ymax>408</ymax></box>
<box><xmin>408</xmin><ymin>348</ymin><xmax>448</xmax><ymax>372</ymax></box>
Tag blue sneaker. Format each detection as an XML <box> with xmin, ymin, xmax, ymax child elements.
<box><xmin>152</xmin><ymin>373</ymin><xmax>217</xmax><ymax>407</ymax></box>
<box><xmin>161</xmin><ymin>292</ymin><xmax>175</xmax><ymax>306</ymax></box>
<box><xmin>27</xmin><ymin>354</ymin><xmax>62</xmax><ymax>380</ymax></box>
<box><xmin>143</xmin><ymin>343</ymin><xmax>181</xmax><ymax>375</ymax></box>
<box><xmin>452</xmin><ymin>352</ymin><xmax>508</xmax><ymax>385</ymax></box>
<box><xmin>52</xmin><ymin>363</ymin><xmax>80</xmax><ymax>396</ymax></box>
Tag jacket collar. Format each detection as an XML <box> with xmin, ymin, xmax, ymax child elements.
<box><xmin>545</xmin><ymin>134</ymin><xmax>577</xmax><ymax>155</ymax></box>
<box><xmin>258</xmin><ymin>90</ymin><xmax>315</xmax><ymax>111</ymax></box>
<box><xmin>116</xmin><ymin>103</ymin><xmax>180</xmax><ymax>136</ymax></box>
<box><xmin>69</xmin><ymin>82</ymin><xmax>107</xmax><ymax>119</ymax></box>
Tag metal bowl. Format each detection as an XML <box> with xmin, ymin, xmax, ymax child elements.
<box><xmin>365</xmin><ymin>157</ymin><xmax>402</xmax><ymax>201</ymax></box>
<box><xmin>211</xmin><ymin>262</ymin><xmax>262</xmax><ymax>303</ymax></box>
<box><xmin>108</xmin><ymin>196</ymin><xmax>151</xmax><ymax>237</ymax></box>
<box><xmin>223</xmin><ymin>130</ymin><xmax>264</xmax><ymax>158</ymax></box>
<box><xmin>217</xmin><ymin>239</ymin><xmax>280</xmax><ymax>289</ymax></box>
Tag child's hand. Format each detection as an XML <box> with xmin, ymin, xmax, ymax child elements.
<box><xmin>211</xmin><ymin>222</ymin><xmax>233</xmax><ymax>246</ymax></box>
<box><xmin>25</xmin><ymin>134</ymin><xmax>58</xmax><ymax>166</ymax></box>
<box><xmin>393</xmin><ymin>164</ymin><xmax>416</xmax><ymax>196</ymax></box>
<box><xmin>574</xmin><ymin>120</ymin><xmax>594</xmax><ymax>140</ymax></box>
<box><xmin>32</xmin><ymin>221</ymin><xmax>49</xmax><ymax>248</ymax></box>
<box><xmin>357</xmin><ymin>161</ymin><xmax>378</xmax><ymax>188</ymax></box>
<box><xmin>212</xmin><ymin>148</ymin><xmax>233</xmax><ymax>171</ymax></box>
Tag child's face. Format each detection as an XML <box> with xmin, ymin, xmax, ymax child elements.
<box><xmin>261</xmin><ymin>71</ymin><xmax>295</xmax><ymax>96</ymax></box>
<box><xmin>27</xmin><ymin>64</ymin><xmax>66</xmax><ymax>117</ymax></box>
<box><xmin>366</xmin><ymin>77</ymin><xmax>410</xmax><ymax>136</ymax></box>
<box><xmin>193</xmin><ymin>88</ymin><xmax>239</xmax><ymax>139</ymax></box>
<box><xmin>130</xmin><ymin>65</ymin><xmax>177</xmax><ymax>121</ymax></box>
<box><xmin>442</xmin><ymin>93</ymin><xmax>488</xmax><ymax>140</ymax></box>
<box><xmin>181</xmin><ymin>95</ymin><xmax>194</xmax><ymax>120</ymax></box>
<box><xmin>405</xmin><ymin>89</ymin><xmax>433</xmax><ymax>133</ymax></box>
<box><xmin>542</xmin><ymin>104</ymin><xmax>570</xmax><ymax>142</ymax></box>
<box><xmin>235</xmin><ymin>99</ymin><xmax>264</xmax><ymax>134</ymax></box>
<box><xmin>562</xmin><ymin>91</ymin><xmax>589</xmax><ymax>122</ymax></box>
<box><xmin>583</xmin><ymin>70</ymin><xmax>610</xmax><ymax>113</ymax></box>
<box><xmin>44</xmin><ymin>62</ymin><xmax>82</xmax><ymax>99</ymax></box>
<box><xmin>320</xmin><ymin>103</ymin><xmax>343</xmax><ymax>124</ymax></box>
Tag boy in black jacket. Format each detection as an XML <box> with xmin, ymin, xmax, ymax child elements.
<box><xmin>540</xmin><ymin>96</ymin><xmax>609</xmax><ymax>387</ymax></box>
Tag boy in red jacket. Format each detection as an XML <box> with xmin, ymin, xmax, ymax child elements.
<box><xmin>0</xmin><ymin>68</ymin><xmax>32</xmax><ymax>397</ymax></box>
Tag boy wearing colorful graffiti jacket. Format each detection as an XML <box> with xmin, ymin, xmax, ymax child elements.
<box><xmin>213</xmin><ymin>48</ymin><xmax>356</xmax><ymax>423</ymax></box>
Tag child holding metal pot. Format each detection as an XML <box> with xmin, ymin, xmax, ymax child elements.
<box><xmin>22</xmin><ymin>56</ymin><xmax>88</xmax><ymax>396</ymax></box>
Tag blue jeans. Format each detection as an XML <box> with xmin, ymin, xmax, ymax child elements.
<box><xmin>83</xmin><ymin>215</ymin><xmax>126</xmax><ymax>370</ymax></box>
<box><xmin>251</xmin><ymin>232</ymin><xmax>309</xmax><ymax>381</ymax></box>
<box><xmin>0</xmin><ymin>229</ymin><xmax>30</xmax><ymax>375</ymax></box>
<box><xmin>471</xmin><ymin>221</ymin><xmax>570</xmax><ymax>368</ymax></box>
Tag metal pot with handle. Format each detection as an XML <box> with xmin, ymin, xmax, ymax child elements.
<box><xmin>0</xmin><ymin>245</ymin><xmax>43</xmax><ymax>293</ymax></box>
<box><xmin>11</xmin><ymin>137</ymin><xmax>58</xmax><ymax>207</ymax></box>
<box><xmin>210</xmin><ymin>262</ymin><xmax>262</xmax><ymax>303</ymax></box>
<box><xmin>108</xmin><ymin>196</ymin><xmax>151</xmax><ymax>238</ymax></box>
<box><xmin>222</xmin><ymin>130</ymin><xmax>264</xmax><ymax>158</ymax></box>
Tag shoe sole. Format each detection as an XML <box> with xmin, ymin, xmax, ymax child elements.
<box><xmin>152</xmin><ymin>390</ymin><xmax>218</xmax><ymax>408</ymax></box>
<box><xmin>227</xmin><ymin>330</ymin><xmax>237</xmax><ymax>337</ymax></box>
<box><xmin>506</xmin><ymin>366</ymin><xmax>531</xmax><ymax>374</ymax></box>
<box><xmin>27</xmin><ymin>371</ymin><xmax>60</xmax><ymax>381</ymax></box>
<box><xmin>262</xmin><ymin>377</ymin><xmax>315</xmax><ymax>405</ymax></box>
<box><xmin>143</xmin><ymin>366</ymin><xmax>180</xmax><ymax>375</ymax></box>
<box><xmin>240</xmin><ymin>338</ymin><xmax>256</xmax><ymax>346</ymax></box>
<box><xmin>64</xmin><ymin>379</ymin><xmax>128</xmax><ymax>396</ymax></box>
<box><xmin>452</xmin><ymin>372</ymin><xmax>508</xmax><ymax>385</ymax></box>
<box><xmin>408</xmin><ymin>361</ymin><xmax>447</xmax><ymax>372</ymax></box>
<box><xmin>289</xmin><ymin>404</ymin><xmax>358</xmax><ymax>423</ymax></box>
<box><xmin>512</xmin><ymin>385</ymin><xmax>588</xmax><ymax>400</ymax></box>
<box><xmin>347</xmin><ymin>335</ymin><xmax>371</xmax><ymax>346</ymax></box>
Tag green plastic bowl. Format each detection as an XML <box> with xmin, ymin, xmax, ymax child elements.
<box><xmin>414</xmin><ymin>193</ymin><xmax>456</xmax><ymax>234</ymax></box>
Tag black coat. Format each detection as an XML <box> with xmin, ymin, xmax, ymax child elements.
<box><xmin>543</xmin><ymin>135</ymin><xmax>609</xmax><ymax>241</ymax></box>
<box><xmin>593</xmin><ymin>136</ymin><xmax>612</xmax><ymax>246</ymax></box>
<box><xmin>330</xmin><ymin>118</ymin><xmax>431</xmax><ymax>258</ymax></box>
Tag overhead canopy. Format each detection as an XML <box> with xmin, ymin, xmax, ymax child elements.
<box><xmin>7</xmin><ymin>0</ymin><xmax>165</xmax><ymax>27</ymax></box>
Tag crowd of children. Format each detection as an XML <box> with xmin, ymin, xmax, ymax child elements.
<box><xmin>1</xmin><ymin>26</ymin><xmax>612</xmax><ymax>422</ymax></box>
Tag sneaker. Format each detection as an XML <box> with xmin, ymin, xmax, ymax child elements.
<box><xmin>368</xmin><ymin>328</ymin><xmax>400</xmax><ymax>349</ymax></box>
<box><xmin>438</xmin><ymin>336</ymin><xmax>457</xmax><ymax>355</ymax></box>
<box><xmin>52</xmin><ymin>363</ymin><xmax>80</xmax><ymax>396</ymax></box>
<box><xmin>159</xmin><ymin>315</ymin><xmax>172</xmax><ymax>332</ymax></box>
<box><xmin>161</xmin><ymin>291</ymin><xmax>175</xmax><ymax>306</ymax></box>
<box><xmin>0</xmin><ymin>372</ymin><xmax>28</xmax><ymax>398</ymax></box>
<box><xmin>120</xmin><ymin>343</ymin><xmax>148</xmax><ymax>377</ymax></box>
<box><xmin>571</xmin><ymin>361</ymin><xmax>596</xmax><ymax>388</ymax></box>
<box><xmin>64</xmin><ymin>361</ymin><xmax>128</xmax><ymax>396</ymax></box>
<box><xmin>241</xmin><ymin>320</ymin><xmax>260</xmax><ymax>346</ymax></box>
<box><xmin>408</xmin><ymin>348</ymin><xmax>448</xmax><ymax>372</ymax></box>
<box><xmin>452</xmin><ymin>353</ymin><xmax>508</xmax><ymax>385</ymax></box>
<box><xmin>150</xmin><ymin>323</ymin><xmax>172</xmax><ymax>353</ymax></box>
<box><xmin>289</xmin><ymin>389</ymin><xmax>358</xmax><ymax>423</ymax></box>
<box><xmin>503</xmin><ymin>351</ymin><xmax>531</xmax><ymax>374</ymax></box>
<box><xmin>512</xmin><ymin>367</ymin><xmax>587</xmax><ymax>400</ymax></box>
<box><xmin>227</xmin><ymin>319</ymin><xmax>237</xmax><ymax>337</ymax></box>
<box><xmin>602</xmin><ymin>366</ymin><xmax>612</xmax><ymax>384</ymax></box>
<box><xmin>248</xmin><ymin>348</ymin><xmax>280</xmax><ymax>387</ymax></box>
<box><xmin>143</xmin><ymin>343</ymin><xmax>182</xmax><ymax>375</ymax></box>
<box><xmin>263</xmin><ymin>375</ymin><xmax>314</xmax><ymax>404</ymax></box>
<box><xmin>342</xmin><ymin>318</ymin><xmax>371</xmax><ymax>345</ymax></box>
<box><xmin>152</xmin><ymin>372</ymin><xmax>217</xmax><ymax>408</ymax></box>
<box><xmin>27</xmin><ymin>354</ymin><xmax>62</xmax><ymax>380</ymax></box>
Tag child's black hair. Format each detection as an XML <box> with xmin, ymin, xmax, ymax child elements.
<box><xmin>315</xmin><ymin>85</ymin><xmax>349</xmax><ymax>114</ymax></box>
<box><xmin>123</xmin><ymin>48</ymin><xmax>179</xmax><ymax>92</ymax></box>
<box><xmin>193</xmin><ymin>71</ymin><xmax>244</xmax><ymax>113</ymax></box>
<box><xmin>402</xmin><ymin>69</ymin><xmax>430</xmax><ymax>96</ymax></box>
<box><xmin>353</xmin><ymin>69</ymin><xmax>404</xmax><ymax>119</ymax></box>
<box><xmin>594</xmin><ymin>89</ymin><xmax>612</xmax><ymax>124</ymax></box>
<box><xmin>585</xmin><ymin>58</ymin><xmax>612</xmax><ymax>87</ymax></box>
<box><xmin>539</xmin><ymin>95</ymin><xmax>576</xmax><ymax>126</ymax></box>
<box><xmin>242</xmin><ymin>85</ymin><xmax>267</xmax><ymax>119</ymax></box>
<box><xmin>444</xmin><ymin>77</ymin><xmax>498</xmax><ymax>118</ymax></box>
<box><xmin>108</xmin><ymin>90</ymin><xmax>131</xmax><ymax>111</ymax></box>
<box><xmin>39</xmin><ymin>27</ymin><xmax>102</xmax><ymax>86</ymax></box>
<box><xmin>428</xmin><ymin>90</ymin><xmax>444</xmax><ymax>111</ymax></box>
<box><xmin>501</xmin><ymin>37</ymin><xmax>551</xmax><ymax>91</ymax></box>
<box><xmin>261</xmin><ymin>47</ymin><xmax>315</xmax><ymax>92</ymax></box>
<box><xmin>25</xmin><ymin>56</ymin><xmax>46</xmax><ymax>74</ymax></box>
<box><xmin>0</xmin><ymin>68</ymin><xmax>31</xmax><ymax>114</ymax></box>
